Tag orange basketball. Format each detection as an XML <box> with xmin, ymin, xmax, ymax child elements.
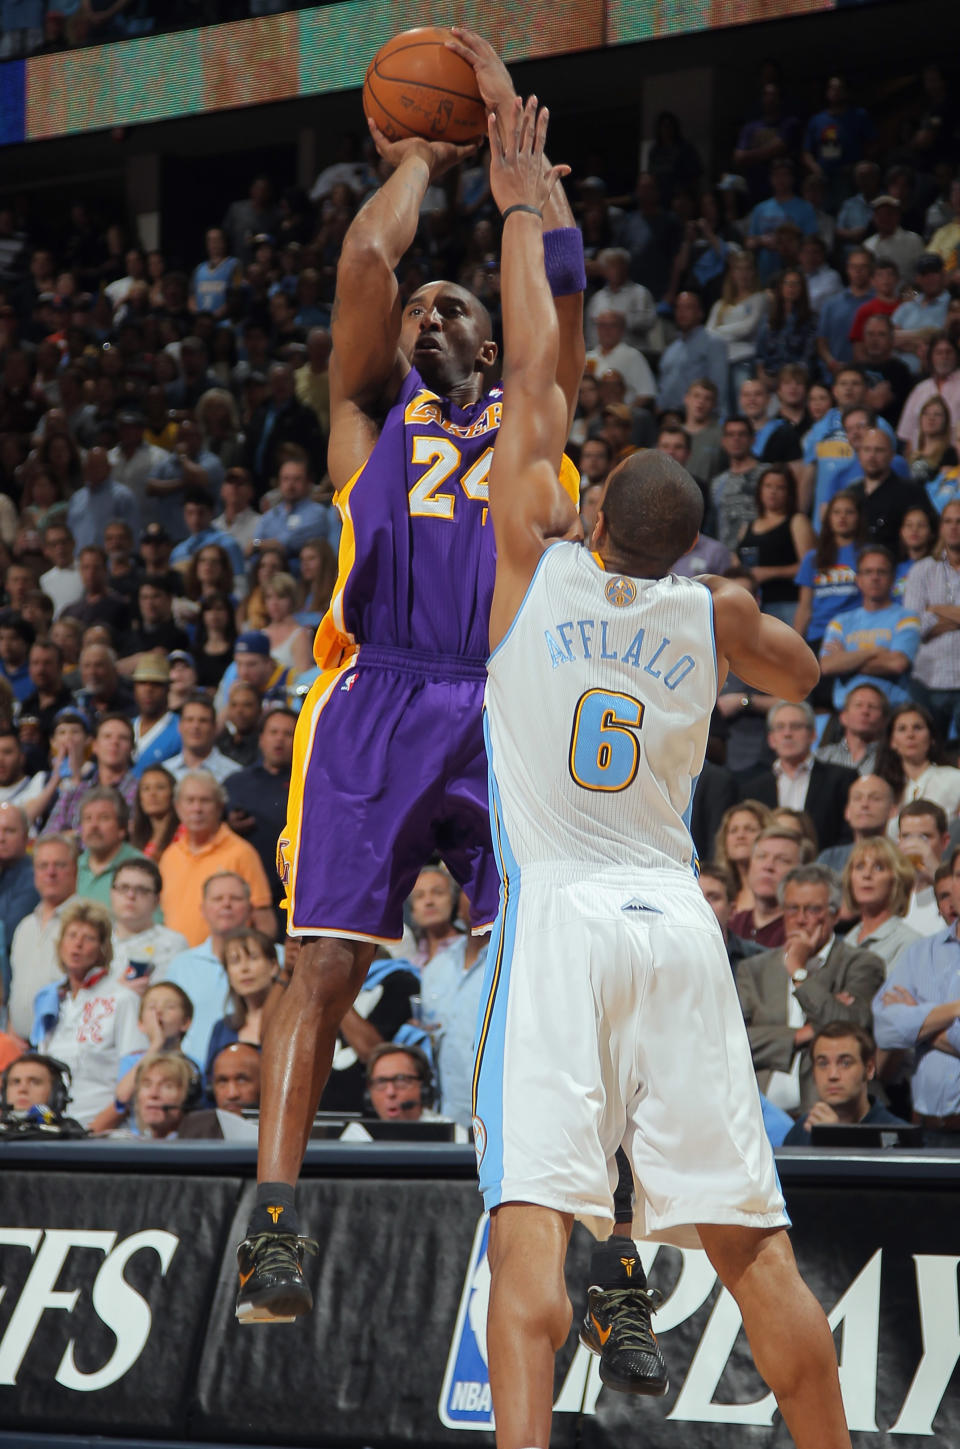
<box><xmin>363</xmin><ymin>26</ymin><xmax>486</xmax><ymax>145</ymax></box>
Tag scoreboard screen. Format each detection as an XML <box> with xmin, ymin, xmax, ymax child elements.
<box><xmin>1</xmin><ymin>0</ymin><xmax>852</xmax><ymax>147</ymax></box>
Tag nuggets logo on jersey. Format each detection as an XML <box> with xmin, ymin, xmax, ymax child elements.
<box><xmin>604</xmin><ymin>575</ymin><xmax>637</xmax><ymax>608</ymax></box>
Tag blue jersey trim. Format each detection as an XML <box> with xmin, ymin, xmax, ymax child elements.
<box><xmin>486</xmin><ymin>540</ymin><xmax>566</xmax><ymax>667</ymax></box>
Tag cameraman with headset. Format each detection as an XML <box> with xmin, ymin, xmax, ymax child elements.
<box><xmin>0</xmin><ymin>1053</ymin><xmax>86</xmax><ymax>1138</ymax></box>
<box><xmin>364</xmin><ymin>1043</ymin><xmax>446</xmax><ymax>1126</ymax></box>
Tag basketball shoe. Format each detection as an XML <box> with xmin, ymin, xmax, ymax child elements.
<box><xmin>235</xmin><ymin>1231</ymin><xmax>318</xmax><ymax>1324</ymax></box>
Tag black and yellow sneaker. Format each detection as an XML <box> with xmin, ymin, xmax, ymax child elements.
<box><xmin>235</xmin><ymin>1232</ymin><xmax>318</xmax><ymax>1324</ymax></box>
<box><xmin>580</xmin><ymin>1283</ymin><xmax>669</xmax><ymax>1395</ymax></box>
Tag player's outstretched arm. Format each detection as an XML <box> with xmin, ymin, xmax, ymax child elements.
<box><xmin>330</xmin><ymin>127</ymin><xmax>477</xmax><ymax>412</ymax></box>
<box><xmin>448</xmin><ymin>27</ymin><xmax>585</xmax><ymax>429</ymax></box>
<box><xmin>706</xmin><ymin>575</ymin><xmax>820</xmax><ymax>703</ymax></box>
<box><xmin>487</xmin><ymin>97</ymin><xmax>576</xmax><ymax>651</ymax></box>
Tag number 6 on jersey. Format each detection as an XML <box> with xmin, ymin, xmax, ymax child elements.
<box><xmin>568</xmin><ymin>689</ymin><xmax>645</xmax><ymax>793</ymax></box>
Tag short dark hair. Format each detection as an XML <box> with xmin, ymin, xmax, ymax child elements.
<box><xmin>96</xmin><ymin>711</ymin><xmax>135</xmax><ymax>743</ymax></box>
<box><xmin>698</xmin><ymin>860</ymin><xmax>737</xmax><ymax>899</ymax></box>
<box><xmin>259</xmin><ymin>706</ymin><xmax>297</xmax><ymax>734</ymax></box>
<box><xmin>601</xmin><ymin>450</ymin><xmax>703</xmax><ymax>575</ymax></box>
<box><xmin>0</xmin><ymin>612</ymin><xmax>35</xmax><ymax>648</ymax></box>
<box><xmin>899</xmin><ymin>798</ymin><xmax>948</xmax><ymax>836</ymax></box>
<box><xmin>180</xmin><ymin>691</ymin><xmax>216</xmax><ymax>721</ymax></box>
<box><xmin>113</xmin><ymin>857</ymin><xmax>162</xmax><ymax>895</ymax></box>
<box><xmin>856</xmin><ymin>544</ymin><xmax>896</xmax><ymax>573</ymax></box>
<box><xmin>183</xmin><ymin>485</ymin><xmax>212</xmax><ymax>510</ymax></box>
<box><xmin>811</xmin><ymin>1020</ymin><xmax>876</xmax><ymax>1065</ymax></box>
<box><xmin>722</xmin><ymin>413</ymin><xmax>755</xmax><ymax>436</ymax></box>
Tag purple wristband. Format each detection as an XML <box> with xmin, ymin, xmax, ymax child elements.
<box><xmin>543</xmin><ymin>227</ymin><xmax>586</xmax><ymax>298</ymax></box>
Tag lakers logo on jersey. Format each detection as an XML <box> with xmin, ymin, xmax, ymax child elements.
<box><xmin>604</xmin><ymin>576</ymin><xmax>637</xmax><ymax>608</ymax></box>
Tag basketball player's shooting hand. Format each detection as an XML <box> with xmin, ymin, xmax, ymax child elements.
<box><xmin>366</xmin><ymin>118</ymin><xmax>479</xmax><ymax>181</ymax></box>
<box><xmin>446</xmin><ymin>27</ymin><xmax>515</xmax><ymax>115</ymax></box>
<box><xmin>488</xmin><ymin>96</ymin><xmax>570</xmax><ymax>216</ymax></box>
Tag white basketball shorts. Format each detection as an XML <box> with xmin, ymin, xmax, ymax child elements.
<box><xmin>472</xmin><ymin>864</ymin><xmax>788</xmax><ymax>1248</ymax></box>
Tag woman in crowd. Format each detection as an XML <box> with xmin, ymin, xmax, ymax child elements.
<box><xmin>569</xmin><ymin>374</ymin><xmax>604</xmax><ymax>450</ymax></box>
<box><xmin>297</xmin><ymin>538</ymin><xmax>338</xmax><ymax>631</ymax></box>
<box><xmin>130</xmin><ymin>766</ymin><xmax>179</xmax><ymax>861</ymax></box>
<box><xmin>898</xmin><ymin>334</ymin><xmax>960</xmax><ymax>452</ymax></box>
<box><xmin>895</xmin><ymin>506</ymin><xmax>936</xmax><ymax>598</ymax></box>
<box><xmin>713</xmin><ymin>800</ymin><xmax>773</xmax><ymax>914</ymax></box>
<box><xmin>240</xmin><ymin>541</ymin><xmax>288</xmax><ymax>629</ymax></box>
<box><xmin>193</xmin><ymin>591</ymin><xmax>237</xmax><ymax>689</ymax></box>
<box><xmin>19</xmin><ymin>469</ymin><xmax>67</xmax><ymax>532</ymax></box>
<box><xmin>262</xmin><ymin>573</ymin><xmax>313</xmax><ymax>675</ymax></box>
<box><xmin>804</xmin><ymin>380</ymin><xmax>834</xmax><ymax>440</ymax></box>
<box><xmin>754</xmin><ymin>269</ymin><xmax>818</xmax><ymax>384</ymax></box>
<box><xmin>205</xmin><ymin>927</ymin><xmax>278</xmax><ymax>1079</ymax></box>
<box><xmin>183</xmin><ymin>544</ymin><xmax>236</xmax><ymax>606</ymax></box>
<box><xmin>34</xmin><ymin>901</ymin><xmax>141</xmax><ymax>1132</ymax></box>
<box><xmin>195</xmin><ymin>388</ymin><xmax>245</xmax><ymax>472</ymax></box>
<box><xmin>876</xmin><ymin>703</ymin><xmax>960</xmax><ymax>826</ymax></box>
<box><xmin>841</xmin><ymin>838</ymin><xmax>919</xmax><ymax>971</ymax></box>
<box><xmin>793</xmin><ymin>489</ymin><xmax>864</xmax><ymax>654</ymax></box>
<box><xmin>706</xmin><ymin>251</ymin><xmax>768</xmax><ymax>407</ymax></box>
<box><xmin>736</xmin><ymin>465</ymin><xmax>815</xmax><ymax>625</ymax></box>
<box><xmin>907</xmin><ymin>396</ymin><xmax>957</xmax><ymax>488</ymax></box>
<box><xmin>37</xmin><ymin>431</ymin><xmax>83</xmax><ymax>497</ymax></box>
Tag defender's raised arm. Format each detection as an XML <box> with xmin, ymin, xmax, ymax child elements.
<box><xmin>486</xmin><ymin>98</ymin><xmax>577</xmax><ymax>650</ymax></box>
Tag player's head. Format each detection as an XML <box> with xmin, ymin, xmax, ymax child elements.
<box><xmin>594</xmin><ymin>451</ymin><xmax>703</xmax><ymax>578</ymax></box>
<box><xmin>400</xmin><ymin>281</ymin><xmax>497</xmax><ymax>395</ymax></box>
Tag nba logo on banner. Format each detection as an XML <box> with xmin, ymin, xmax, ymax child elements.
<box><xmin>438</xmin><ymin>1213</ymin><xmax>494</xmax><ymax>1429</ymax></box>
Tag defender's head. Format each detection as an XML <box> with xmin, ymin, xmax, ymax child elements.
<box><xmin>400</xmin><ymin>282</ymin><xmax>497</xmax><ymax>396</ymax></box>
<box><xmin>594</xmin><ymin>451</ymin><xmax>703</xmax><ymax>577</ymax></box>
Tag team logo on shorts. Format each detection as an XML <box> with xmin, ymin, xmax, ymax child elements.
<box><xmin>472</xmin><ymin>1116</ymin><xmax>487</xmax><ymax>1163</ymax></box>
<box><xmin>604</xmin><ymin>575</ymin><xmax>637</xmax><ymax>608</ymax></box>
<box><xmin>341</xmin><ymin>671</ymin><xmax>358</xmax><ymax>692</ymax></box>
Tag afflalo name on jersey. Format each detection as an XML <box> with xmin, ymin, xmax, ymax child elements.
<box><xmin>484</xmin><ymin>544</ymin><xmax>717</xmax><ymax>876</ymax></box>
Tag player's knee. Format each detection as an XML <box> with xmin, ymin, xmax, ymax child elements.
<box><xmin>294</xmin><ymin>938</ymin><xmax>368</xmax><ymax>1018</ymax></box>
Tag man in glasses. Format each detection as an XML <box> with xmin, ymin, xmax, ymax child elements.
<box><xmin>736</xmin><ymin>863</ymin><xmax>885</xmax><ymax>1115</ymax></box>
<box><xmin>109</xmin><ymin>858</ymin><xmax>187</xmax><ymax>984</ymax></box>
<box><xmin>364</xmin><ymin>1043</ymin><xmax>442</xmax><ymax>1124</ymax></box>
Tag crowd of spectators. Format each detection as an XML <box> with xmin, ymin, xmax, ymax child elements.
<box><xmin>2</xmin><ymin>58</ymin><xmax>960</xmax><ymax>1147</ymax></box>
<box><xmin>0</xmin><ymin>1</ymin><xmax>313</xmax><ymax>59</ymax></box>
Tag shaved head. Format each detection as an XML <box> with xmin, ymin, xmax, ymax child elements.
<box><xmin>408</xmin><ymin>280</ymin><xmax>493</xmax><ymax>344</ymax></box>
<box><xmin>599</xmin><ymin>452</ymin><xmax>703</xmax><ymax>574</ymax></box>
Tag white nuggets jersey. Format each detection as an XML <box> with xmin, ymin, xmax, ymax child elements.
<box><xmin>484</xmin><ymin>543</ymin><xmax>717</xmax><ymax>874</ymax></box>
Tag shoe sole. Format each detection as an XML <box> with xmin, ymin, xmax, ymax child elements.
<box><xmin>578</xmin><ymin>1329</ymin><xmax>669</xmax><ymax>1398</ymax></box>
<box><xmin>236</xmin><ymin>1290</ymin><xmax>313</xmax><ymax>1325</ymax></box>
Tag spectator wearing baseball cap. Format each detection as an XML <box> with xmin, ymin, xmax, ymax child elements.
<box><xmin>891</xmin><ymin>253</ymin><xmax>951</xmax><ymax>369</ymax></box>
<box><xmin>863</xmin><ymin>194</ymin><xmax>925</xmax><ymax>284</ymax></box>
<box><xmin>213</xmin><ymin>631</ymin><xmax>290</xmax><ymax>715</ymax></box>
<box><xmin>131</xmin><ymin>657</ymin><xmax>181</xmax><ymax>778</ymax></box>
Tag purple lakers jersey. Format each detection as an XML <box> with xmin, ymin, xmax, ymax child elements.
<box><xmin>317</xmin><ymin>368</ymin><xmax>503</xmax><ymax>666</ymax></box>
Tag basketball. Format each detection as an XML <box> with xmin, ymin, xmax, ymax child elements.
<box><xmin>363</xmin><ymin>26</ymin><xmax>486</xmax><ymax>146</ymax></box>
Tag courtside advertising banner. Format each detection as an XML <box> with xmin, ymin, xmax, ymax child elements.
<box><xmin>0</xmin><ymin>1165</ymin><xmax>958</xmax><ymax>1444</ymax></box>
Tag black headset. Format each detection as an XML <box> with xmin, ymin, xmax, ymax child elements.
<box><xmin>363</xmin><ymin>1043</ymin><xmax>436</xmax><ymax>1116</ymax></box>
<box><xmin>0</xmin><ymin>1054</ymin><xmax>73</xmax><ymax>1119</ymax></box>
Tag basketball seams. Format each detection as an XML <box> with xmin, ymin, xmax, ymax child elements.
<box><xmin>362</xmin><ymin>27</ymin><xmax>484</xmax><ymax>144</ymax></box>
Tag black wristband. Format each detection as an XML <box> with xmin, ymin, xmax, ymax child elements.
<box><xmin>501</xmin><ymin>203</ymin><xmax>542</xmax><ymax>222</ymax></box>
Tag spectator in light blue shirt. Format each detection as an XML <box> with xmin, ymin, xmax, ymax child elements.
<box><xmin>820</xmin><ymin>544</ymin><xmax>920</xmax><ymax>710</ymax></box>
<box><xmin>190</xmin><ymin>228</ymin><xmax>241</xmax><ymax>318</ymax></box>
<box><xmin>169</xmin><ymin>489</ymin><xmax>245</xmax><ymax>581</ymax></box>
<box><xmin>746</xmin><ymin>158</ymin><xmax>819</xmax><ymax>282</ymax></box>
<box><xmin>656</xmin><ymin>291</ymin><xmax>729</xmax><ymax>415</ymax></box>
<box><xmin>257</xmin><ymin>448</ymin><xmax>340</xmax><ymax>565</ymax></box>
<box><xmin>420</xmin><ymin>933</ymin><xmax>488</xmax><ymax>1128</ymax></box>
<box><xmin>871</xmin><ymin>860</ymin><xmax>960</xmax><ymax>1146</ymax></box>
<box><xmin>891</xmin><ymin>253</ymin><xmax>951</xmax><ymax>375</ymax></box>
<box><xmin>66</xmin><ymin>448</ymin><xmax>140</xmax><ymax>554</ymax></box>
<box><xmin>836</xmin><ymin>162</ymin><xmax>883</xmax><ymax>254</ymax></box>
<box><xmin>815</xmin><ymin>249</ymin><xmax>875</xmax><ymax>377</ymax></box>
<box><xmin>144</xmin><ymin>420</ymin><xmax>225</xmax><ymax>544</ymax></box>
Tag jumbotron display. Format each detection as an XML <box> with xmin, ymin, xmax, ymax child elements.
<box><xmin>2</xmin><ymin>0</ymin><xmax>852</xmax><ymax>148</ymax></box>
